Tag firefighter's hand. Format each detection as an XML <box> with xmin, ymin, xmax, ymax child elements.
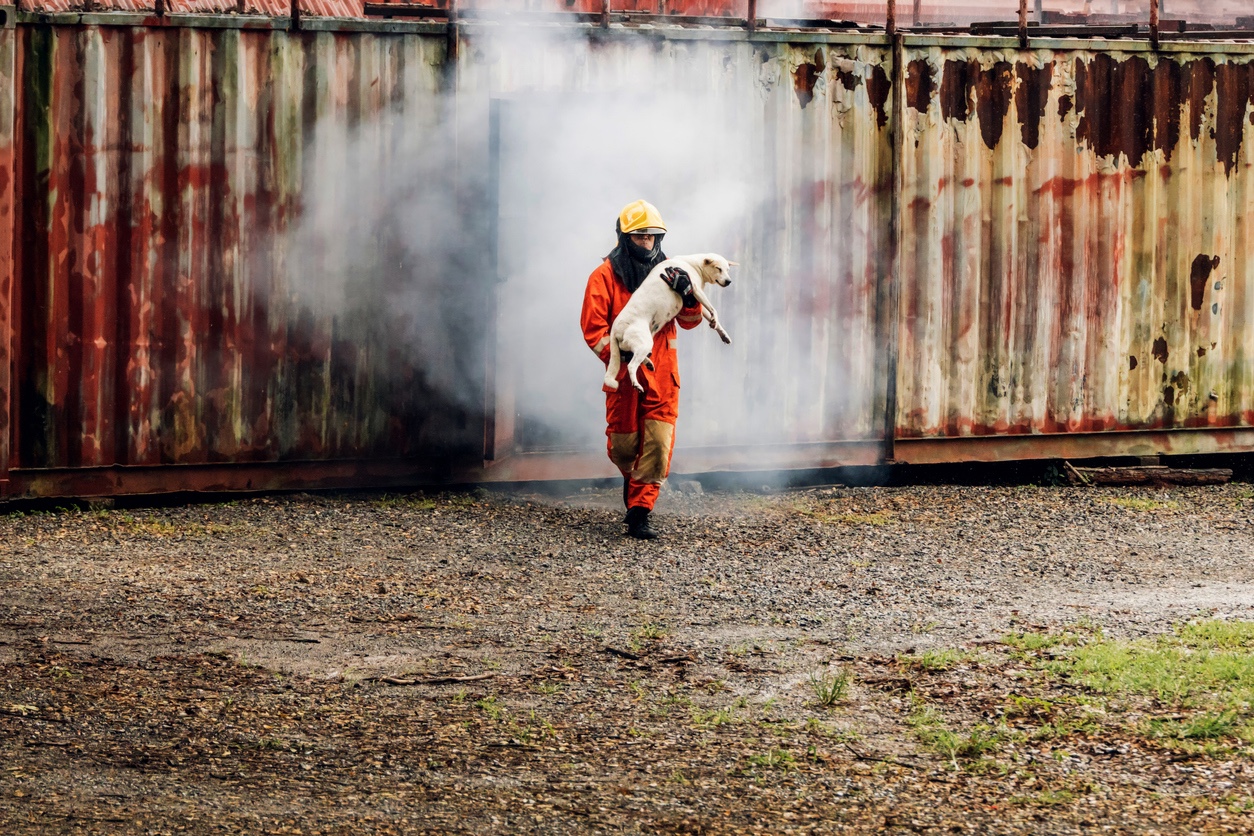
<box><xmin>663</xmin><ymin>267</ymin><xmax>699</xmax><ymax>308</ymax></box>
<box><xmin>663</xmin><ymin>266</ymin><xmax>691</xmax><ymax>296</ymax></box>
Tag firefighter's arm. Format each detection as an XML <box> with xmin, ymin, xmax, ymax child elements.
<box><xmin>676</xmin><ymin>298</ymin><xmax>704</xmax><ymax>331</ymax></box>
<box><xmin>580</xmin><ymin>268</ymin><xmax>614</xmax><ymax>363</ymax></box>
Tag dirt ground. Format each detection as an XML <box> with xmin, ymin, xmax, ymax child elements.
<box><xmin>2</xmin><ymin>478</ymin><xmax>1254</xmax><ymax>834</ymax></box>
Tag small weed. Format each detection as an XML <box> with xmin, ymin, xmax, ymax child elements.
<box><xmin>669</xmin><ymin>769</ymin><xmax>690</xmax><ymax>785</ymax></box>
<box><xmin>747</xmin><ymin>749</ymin><xmax>796</xmax><ymax>771</ymax></box>
<box><xmin>1004</xmin><ymin>695</ymin><xmax>1057</xmax><ymax>721</ymax></box>
<box><xmin>910</xmin><ymin>704</ymin><xmax>1004</xmax><ymax>769</ymax></box>
<box><xmin>808</xmin><ymin>667</ymin><xmax>851</xmax><ymax>707</ymax></box>
<box><xmin>902</xmin><ymin>648</ymin><xmax>967</xmax><ymax>672</ymax></box>
<box><xmin>691</xmin><ymin>707</ymin><xmax>737</xmax><ymax>728</ymax></box>
<box><xmin>475</xmin><ymin>696</ymin><xmax>504</xmax><ymax>721</ymax></box>
<box><xmin>796</xmin><ymin>502</ymin><xmax>892</xmax><ymax>526</ymax></box>
<box><xmin>373</xmin><ymin>493</ymin><xmax>437</xmax><ymax>511</ymax></box>
<box><xmin>703</xmin><ymin>679</ymin><xmax>728</xmax><ymax>694</ymax></box>
<box><xmin>532</xmin><ymin>682</ymin><xmax>562</xmax><ymax>696</ymax></box>
<box><xmin>635</xmin><ymin>622</ymin><xmax>669</xmax><ymax>642</ymax></box>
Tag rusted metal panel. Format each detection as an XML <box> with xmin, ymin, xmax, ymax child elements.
<box><xmin>0</xmin><ymin>29</ymin><xmax>13</xmax><ymax>488</ymax></box>
<box><xmin>895</xmin><ymin>427</ymin><xmax>1254</xmax><ymax>465</ymax></box>
<box><xmin>13</xmin><ymin>25</ymin><xmax>456</xmax><ymax>475</ymax></box>
<box><xmin>895</xmin><ymin>40</ymin><xmax>1254</xmax><ymax>451</ymax></box>
<box><xmin>300</xmin><ymin>0</ymin><xmax>366</xmax><ymax>17</ymax></box>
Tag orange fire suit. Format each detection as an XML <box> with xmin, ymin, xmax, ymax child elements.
<box><xmin>581</xmin><ymin>259</ymin><xmax>704</xmax><ymax>511</ymax></box>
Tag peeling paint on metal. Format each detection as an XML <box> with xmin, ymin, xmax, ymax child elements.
<box><xmin>898</xmin><ymin>43</ymin><xmax>1254</xmax><ymax>441</ymax></box>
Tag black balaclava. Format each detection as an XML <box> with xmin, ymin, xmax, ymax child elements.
<box><xmin>607</xmin><ymin>222</ymin><xmax>666</xmax><ymax>293</ymax></box>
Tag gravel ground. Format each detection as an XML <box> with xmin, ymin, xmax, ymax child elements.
<box><xmin>1</xmin><ymin>479</ymin><xmax>1253</xmax><ymax>834</ymax></box>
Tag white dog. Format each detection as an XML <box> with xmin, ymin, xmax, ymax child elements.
<box><xmin>603</xmin><ymin>253</ymin><xmax>735</xmax><ymax>393</ymax></box>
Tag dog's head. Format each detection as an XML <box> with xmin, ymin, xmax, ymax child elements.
<box><xmin>698</xmin><ymin>255</ymin><xmax>736</xmax><ymax>288</ymax></box>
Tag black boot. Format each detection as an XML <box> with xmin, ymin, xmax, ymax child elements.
<box><xmin>625</xmin><ymin>507</ymin><xmax>658</xmax><ymax>540</ymax></box>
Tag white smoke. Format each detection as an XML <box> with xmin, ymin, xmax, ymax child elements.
<box><xmin>284</xmin><ymin>22</ymin><xmax>867</xmax><ymax>468</ymax></box>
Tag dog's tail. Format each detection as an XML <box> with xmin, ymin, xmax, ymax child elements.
<box><xmin>603</xmin><ymin>337</ymin><xmax>621</xmax><ymax>391</ymax></box>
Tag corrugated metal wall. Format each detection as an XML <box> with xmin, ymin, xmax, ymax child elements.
<box><xmin>12</xmin><ymin>25</ymin><xmax>464</xmax><ymax>475</ymax></box>
<box><xmin>8</xmin><ymin>17</ymin><xmax>1254</xmax><ymax>496</ymax></box>
<box><xmin>895</xmin><ymin>41</ymin><xmax>1254</xmax><ymax>458</ymax></box>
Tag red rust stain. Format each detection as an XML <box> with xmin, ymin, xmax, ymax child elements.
<box><xmin>994</xmin><ymin>176</ymin><xmax>1012</xmax><ymax>185</ymax></box>
<box><xmin>1198</xmin><ymin>346</ymin><xmax>1207</xmax><ymax>357</ymax></box>
<box><xmin>866</xmin><ymin>64</ymin><xmax>891</xmax><ymax>128</ymax></box>
<box><xmin>1129</xmin><ymin>355</ymin><xmax>1138</xmax><ymax>370</ymax></box>
<box><xmin>1034</xmin><ymin>168</ymin><xmax>1144</xmax><ymax>199</ymax></box>
<box><xmin>1185</xmin><ymin>58</ymin><xmax>1216</xmax><ymax>143</ymax></box>
<box><xmin>905</xmin><ymin>59</ymin><xmax>932</xmax><ymax>112</ymax></box>
<box><xmin>1152</xmin><ymin>336</ymin><xmax>1169</xmax><ymax>363</ymax></box>
<box><xmin>1214</xmin><ymin>62</ymin><xmax>1254</xmax><ymax>176</ymax></box>
<box><xmin>1151</xmin><ymin>58</ymin><xmax>1182</xmax><ymax>161</ymax></box>
<box><xmin>1074</xmin><ymin>54</ymin><xmax>1153</xmax><ymax>168</ymax></box>
<box><xmin>939</xmin><ymin>59</ymin><xmax>973</xmax><ymax>123</ymax></box>
<box><xmin>908</xmin><ymin>197</ymin><xmax>931</xmax><ymax>211</ymax></box>
<box><xmin>1014</xmin><ymin>62</ymin><xmax>1052</xmax><ymax>150</ymax></box>
<box><xmin>793</xmin><ymin>49</ymin><xmax>824</xmax><ymax>110</ymax></box>
<box><xmin>1058</xmin><ymin>94</ymin><xmax>1073</xmax><ymax>120</ymax></box>
<box><xmin>1190</xmin><ymin>254</ymin><xmax>1220</xmax><ymax>311</ymax></box>
<box><xmin>835</xmin><ymin>68</ymin><xmax>861</xmax><ymax>92</ymax></box>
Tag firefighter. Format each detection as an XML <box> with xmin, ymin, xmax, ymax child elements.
<box><xmin>580</xmin><ymin>200</ymin><xmax>704</xmax><ymax>540</ymax></box>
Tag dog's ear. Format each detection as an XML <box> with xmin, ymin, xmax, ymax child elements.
<box><xmin>703</xmin><ymin>257</ymin><xmax>713</xmax><ymax>266</ymax></box>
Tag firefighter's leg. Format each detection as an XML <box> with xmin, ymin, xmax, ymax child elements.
<box><xmin>625</xmin><ymin>367</ymin><xmax>679</xmax><ymax>513</ymax></box>
<box><xmin>605</xmin><ymin>383</ymin><xmax>640</xmax><ymax>511</ymax></box>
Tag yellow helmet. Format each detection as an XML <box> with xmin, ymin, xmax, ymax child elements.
<box><xmin>617</xmin><ymin>199</ymin><xmax>667</xmax><ymax>236</ymax></box>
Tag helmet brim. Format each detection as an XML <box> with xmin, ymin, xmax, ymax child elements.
<box><xmin>627</xmin><ymin>227</ymin><xmax>666</xmax><ymax>235</ymax></box>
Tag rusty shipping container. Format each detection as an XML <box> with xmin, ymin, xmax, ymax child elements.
<box><xmin>894</xmin><ymin>36</ymin><xmax>1254</xmax><ymax>464</ymax></box>
<box><xmin>5</xmin><ymin>10</ymin><xmax>1254</xmax><ymax>497</ymax></box>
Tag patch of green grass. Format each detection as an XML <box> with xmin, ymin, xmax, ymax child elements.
<box><xmin>1055</xmin><ymin>633</ymin><xmax>1254</xmax><ymax>705</ymax></box>
<box><xmin>1144</xmin><ymin>711</ymin><xmax>1240</xmax><ymax>741</ymax></box>
<box><xmin>1176</xmin><ymin>620</ymin><xmax>1254</xmax><ymax>650</ymax></box>
<box><xmin>909</xmin><ymin>704</ymin><xmax>1005</xmax><ymax>769</ymax></box>
<box><xmin>1003</xmin><ymin>619</ymin><xmax>1254</xmax><ymax>750</ymax></box>
<box><xmin>1002</xmin><ymin>630</ymin><xmax>1084</xmax><ymax>653</ymax></box>
<box><xmin>532</xmin><ymin>682</ymin><xmax>562</xmax><ymax>696</ymax></box>
<box><xmin>635</xmin><ymin>622</ymin><xmax>669</xmax><ymax>641</ymax></box>
<box><xmin>746</xmin><ymin>748</ymin><xmax>796</xmax><ymax>771</ymax></box>
<box><xmin>475</xmin><ymin>696</ymin><xmax>504</xmax><ymax>721</ymax></box>
<box><xmin>807</xmin><ymin>667</ymin><xmax>851</xmax><ymax>707</ymax></box>
<box><xmin>795</xmin><ymin>502</ymin><xmax>892</xmax><ymax>526</ymax></box>
<box><xmin>1102</xmin><ymin>496</ymin><xmax>1179</xmax><ymax>512</ymax></box>
<box><xmin>902</xmin><ymin>648</ymin><xmax>971</xmax><ymax>672</ymax></box>
<box><xmin>373</xmin><ymin>493</ymin><xmax>437</xmax><ymax>510</ymax></box>
<box><xmin>690</xmin><ymin>706</ymin><xmax>738</xmax><ymax>728</ymax></box>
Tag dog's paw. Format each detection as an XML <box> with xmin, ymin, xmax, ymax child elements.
<box><xmin>604</xmin><ymin>378</ymin><xmax>620</xmax><ymax>390</ymax></box>
<box><xmin>720</xmin><ymin>333</ymin><xmax>732</xmax><ymax>345</ymax></box>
